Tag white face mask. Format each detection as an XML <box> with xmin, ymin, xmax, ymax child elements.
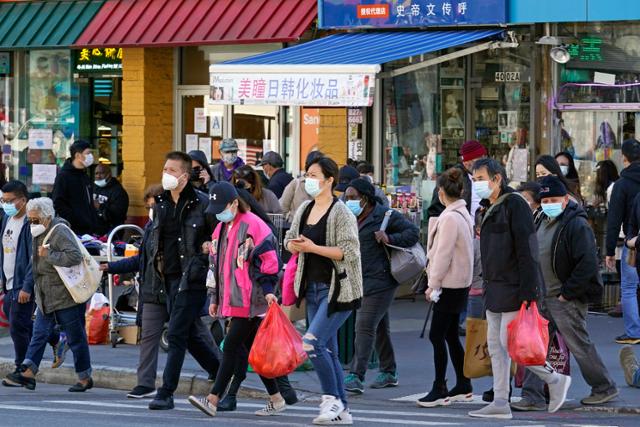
<box><xmin>95</xmin><ymin>179</ymin><xmax>107</xmax><ymax>187</ymax></box>
<box><xmin>162</xmin><ymin>173</ymin><xmax>180</xmax><ymax>191</ymax></box>
<box><xmin>148</xmin><ymin>208</ymin><xmax>154</xmax><ymax>221</ymax></box>
<box><xmin>83</xmin><ymin>153</ymin><xmax>94</xmax><ymax>168</ymax></box>
<box><xmin>559</xmin><ymin>165</ymin><xmax>569</xmax><ymax>176</ymax></box>
<box><xmin>30</xmin><ymin>224</ymin><xmax>46</xmax><ymax>238</ymax></box>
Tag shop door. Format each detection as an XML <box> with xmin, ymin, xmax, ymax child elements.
<box><xmin>176</xmin><ymin>88</ymin><xmax>224</xmax><ymax>164</ymax></box>
<box><xmin>91</xmin><ymin>77</ymin><xmax>122</xmax><ymax>176</ymax></box>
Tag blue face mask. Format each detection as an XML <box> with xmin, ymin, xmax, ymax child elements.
<box><xmin>541</xmin><ymin>202</ymin><xmax>564</xmax><ymax>218</ymax></box>
<box><xmin>345</xmin><ymin>199</ymin><xmax>364</xmax><ymax>217</ymax></box>
<box><xmin>473</xmin><ymin>180</ymin><xmax>494</xmax><ymax>200</ymax></box>
<box><xmin>2</xmin><ymin>202</ymin><xmax>18</xmax><ymax>217</ymax></box>
<box><xmin>216</xmin><ymin>208</ymin><xmax>236</xmax><ymax>223</ymax></box>
<box><xmin>95</xmin><ymin>179</ymin><xmax>108</xmax><ymax>188</ymax></box>
<box><xmin>304</xmin><ymin>178</ymin><xmax>322</xmax><ymax>198</ymax></box>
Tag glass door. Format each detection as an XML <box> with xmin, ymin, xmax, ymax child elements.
<box><xmin>176</xmin><ymin>87</ymin><xmax>224</xmax><ymax>164</ymax></box>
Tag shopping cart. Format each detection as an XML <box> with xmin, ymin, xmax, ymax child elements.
<box><xmin>105</xmin><ymin>224</ymin><xmax>144</xmax><ymax>348</ymax></box>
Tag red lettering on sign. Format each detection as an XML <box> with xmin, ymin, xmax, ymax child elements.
<box><xmin>357</xmin><ymin>4</ymin><xmax>389</xmax><ymax>19</ymax></box>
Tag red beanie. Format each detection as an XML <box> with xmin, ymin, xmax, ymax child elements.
<box><xmin>460</xmin><ymin>140</ymin><xmax>487</xmax><ymax>162</ymax></box>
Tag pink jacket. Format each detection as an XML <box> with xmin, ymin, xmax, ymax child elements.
<box><xmin>427</xmin><ymin>199</ymin><xmax>474</xmax><ymax>290</ymax></box>
<box><xmin>210</xmin><ymin>211</ymin><xmax>280</xmax><ymax>318</ymax></box>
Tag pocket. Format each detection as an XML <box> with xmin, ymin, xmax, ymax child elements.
<box><xmin>232</xmin><ymin>267</ymin><xmax>250</xmax><ymax>308</ymax></box>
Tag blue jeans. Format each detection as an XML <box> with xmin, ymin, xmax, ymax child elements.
<box><xmin>621</xmin><ymin>247</ymin><xmax>640</xmax><ymax>338</ymax></box>
<box><xmin>23</xmin><ymin>304</ymin><xmax>92</xmax><ymax>380</ymax></box>
<box><xmin>304</xmin><ymin>282</ymin><xmax>352</xmax><ymax>406</ymax></box>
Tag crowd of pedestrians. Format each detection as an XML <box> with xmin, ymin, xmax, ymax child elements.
<box><xmin>1</xmin><ymin>136</ymin><xmax>640</xmax><ymax>425</ymax></box>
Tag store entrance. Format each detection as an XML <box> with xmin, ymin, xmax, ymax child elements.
<box><xmin>90</xmin><ymin>77</ymin><xmax>122</xmax><ymax>176</ymax></box>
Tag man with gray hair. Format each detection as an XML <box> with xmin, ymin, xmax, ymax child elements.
<box><xmin>211</xmin><ymin>138</ymin><xmax>245</xmax><ymax>182</ymax></box>
<box><xmin>258</xmin><ymin>151</ymin><xmax>292</xmax><ymax>199</ymax></box>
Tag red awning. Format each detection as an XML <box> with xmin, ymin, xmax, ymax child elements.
<box><xmin>75</xmin><ymin>0</ymin><xmax>317</xmax><ymax>47</ymax></box>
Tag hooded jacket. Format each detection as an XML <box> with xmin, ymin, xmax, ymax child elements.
<box><xmin>52</xmin><ymin>159</ymin><xmax>98</xmax><ymax>235</ymax></box>
<box><xmin>479</xmin><ymin>187</ymin><xmax>541</xmax><ymax>313</ymax></box>
<box><xmin>606</xmin><ymin>162</ymin><xmax>640</xmax><ymax>256</ymax></box>
<box><xmin>94</xmin><ymin>177</ymin><xmax>129</xmax><ymax>235</ymax></box>
<box><xmin>189</xmin><ymin>150</ymin><xmax>215</xmax><ymax>192</ymax></box>
<box><xmin>542</xmin><ymin>201</ymin><xmax>603</xmax><ymax>303</ymax></box>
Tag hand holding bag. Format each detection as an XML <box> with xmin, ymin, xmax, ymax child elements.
<box><xmin>42</xmin><ymin>223</ymin><xmax>102</xmax><ymax>304</ymax></box>
<box><xmin>507</xmin><ymin>301</ymin><xmax>549</xmax><ymax>366</ymax></box>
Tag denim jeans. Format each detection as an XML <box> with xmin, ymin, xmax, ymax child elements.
<box><xmin>23</xmin><ymin>304</ymin><xmax>92</xmax><ymax>380</ymax></box>
<box><xmin>2</xmin><ymin>289</ymin><xmax>40</xmax><ymax>369</ymax></box>
<box><xmin>466</xmin><ymin>294</ymin><xmax>485</xmax><ymax>319</ymax></box>
<box><xmin>521</xmin><ymin>297</ymin><xmax>616</xmax><ymax>403</ymax></box>
<box><xmin>304</xmin><ymin>282</ymin><xmax>352</xmax><ymax>406</ymax></box>
<box><xmin>351</xmin><ymin>287</ymin><xmax>397</xmax><ymax>380</ymax></box>
<box><xmin>620</xmin><ymin>246</ymin><xmax>640</xmax><ymax>338</ymax></box>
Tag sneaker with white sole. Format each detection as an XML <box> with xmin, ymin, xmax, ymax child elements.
<box><xmin>255</xmin><ymin>399</ymin><xmax>286</xmax><ymax>416</ymax></box>
<box><xmin>188</xmin><ymin>395</ymin><xmax>217</xmax><ymax>417</ymax></box>
<box><xmin>468</xmin><ymin>402</ymin><xmax>513</xmax><ymax>419</ymax></box>
<box><xmin>313</xmin><ymin>408</ymin><xmax>353</xmax><ymax>425</ymax></box>
<box><xmin>313</xmin><ymin>395</ymin><xmax>345</xmax><ymax>425</ymax></box>
<box><xmin>127</xmin><ymin>385</ymin><xmax>157</xmax><ymax>399</ymax></box>
<box><xmin>547</xmin><ymin>374</ymin><xmax>571</xmax><ymax>413</ymax></box>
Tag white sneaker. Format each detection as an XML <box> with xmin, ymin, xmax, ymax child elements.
<box><xmin>548</xmin><ymin>374</ymin><xmax>571</xmax><ymax>413</ymax></box>
<box><xmin>313</xmin><ymin>395</ymin><xmax>345</xmax><ymax>425</ymax></box>
<box><xmin>313</xmin><ymin>409</ymin><xmax>353</xmax><ymax>425</ymax></box>
<box><xmin>188</xmin><ymin>395</ymin><xmax>217</xmax><ymax>417</ymax></box>
<box><xmin>255</xmin><ymin>399</ymin><xmax>286</xmax><ymax>416</ymax></box>
<box><xmin>468</xmin><ymin>402</ymin><xmax>513</xmax><ymax>419</ymax></box>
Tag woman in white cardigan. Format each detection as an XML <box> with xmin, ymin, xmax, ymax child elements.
<box><xmin>419</xmin><ymin>167</ymin><xmax>474</xmax><ymax>408</ymax></box>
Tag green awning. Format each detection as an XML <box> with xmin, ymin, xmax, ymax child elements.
<box><xmin>0</xmin><ymin>1</ymin><xmax>104</xmax><ymax>49</ymax></box>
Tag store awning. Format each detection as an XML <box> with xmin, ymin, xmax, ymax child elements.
<box><xmin>74</xmin><ymin>0</ymin><xmax>317</xmax><ymax>48</ymax></box>
<box><xmin>0</xmin><ymin>0</ymin><xmax>105</xmax><ymax>49</ymax></box>
<box><xmin>209</xmin><ymin>29</ymin><xmax>511</xmax><ymax>107</ymax></box>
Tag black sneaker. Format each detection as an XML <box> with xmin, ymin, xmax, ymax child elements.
<box><xmin>615</xmin><ymin>334</ymin><xmax>640</xmax><ymax>345</ymax></box>
<box><xmin>448</xmin><ymin>381</ymin><xmax>473</xmax><ymax>402</ymax></box>
<box><xmin>149</xmin><ymin>393</ymin><xmax>174</xmax><ymax>410</ymax></box>
<box><xmin>217</xmin><ymin>395</ymin><xmax>237</xmax><ymax>412</ymax></box>
<box><xmin>5</xmin><ymin>369</ymin><xmax>35</xmax><ymax>391</ymax></box>
<box><xmin>417</xmin><ymin>381</ymin><xmax>450</xmax><ymax>408</ymax></box>
<box><xmin>2</xmin><ymin>369</ymin><xmax>24</xmax><ymax>388</ymax></box>
<box><xmin>127</xmin><ymin>385</ymin><xmax>157</xmax><ymax>399</ymax></box>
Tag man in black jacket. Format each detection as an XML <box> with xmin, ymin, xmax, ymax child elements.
<box><xmin>148</xmin><ymin>152</ymin><xmax>220</xmax><ymax>410</ymax></box>
<box><xmin>342</xmin><ymin>178</ymin><xmax>420</xmax><ymax>394</ymax></box>
<box><xmin>606</xmin><ymin>139</ymin><xmax>640</xmax><ymax>344</ymax></box>
<box><xmin>513</xmin><ymin>176</ymin><xmax>617</xmax><ymax>411</ymax></box>
<box><xmin>93</xmin><ymin>164</ymin><xmax>129</xmax><ymax>235</ymax></box>
<box><xmin>469</xmin><ymin>159</ymin><xmax>570</xmax><ymax>420</ymax></box>
<box><xmin>51</xmin><ymin>140</ymin><xmax>98</xmax><ymax>235</ymax></box>
<box><xmin>258</xmin><ymin>151</ymin><xmax>292</xmax><ymax>199</ymax></box>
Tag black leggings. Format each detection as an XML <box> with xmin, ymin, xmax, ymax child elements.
<box><xmin>429</xmin><ymin>310</ymin><xmax>467</xmax><ymax>384</ymax></box>
<box><xmin>210</xmin><ymin>317</ymin><xmax>279</xmax><ymax>397</ymax></box>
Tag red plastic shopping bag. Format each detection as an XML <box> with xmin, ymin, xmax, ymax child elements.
<box><xmin>249</xmin><ymin>303</ymin><xmax>308</xmax><ymax>378</ymax></box>
<box><xmin>507</xmin><ymin>301</ymin><xmax>549</xmax><ymax>366</ymax></box>
<box><xmin>281</xmin><ymin>253</ymin><xmax>298</xmax><ymax>306</ymax></box>
<box><xmin>85</xmin><ymin>305</ymin><xmax>110</xmax><ymax>345</ymax></box>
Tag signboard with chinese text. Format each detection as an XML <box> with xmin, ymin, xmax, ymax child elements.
<box><xmin>319</xmin><ymin>0</ymin><xmax>507</xmax><ymax>29</ymax></box>
<box><xmin>74</xmin><ymin>47</ymin><xmax>122</xmax><ymax>73</ymax></box>
<box><xmin>209</xmin><ymin>73</ymin><xmax>375</xmax><ymax>107</ymax></box>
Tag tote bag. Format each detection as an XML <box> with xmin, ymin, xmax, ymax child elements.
<box><xmin>42</xmin><ymin>223</ymin><xmax>102</xmax><ymax>304</ymax></box>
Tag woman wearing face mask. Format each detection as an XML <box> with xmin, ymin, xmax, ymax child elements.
<box><xmin>420</xmin><ymin>168</ymin><xmax>474</xmax><ymax>408</ymax></box>
<box><xmin>233</xmin><ymin>165</ymin><xmax>282</xmax><ymax>215</ymax></box>
<box><xmin>555</xmin><ymin>151</ymin><xmax>581</xmax><ymax>195</ymax></box>
<box><xmin>342</xmin><ymin>178</ymin><xmax>419</xmax><ymax>395</ymax></box>
<box><xmin>284</xmin><ymin>156</ymin><xmax>363</xmax><ymax>425</ymax></box>
<box><xmin>535</xmin><ymin>155</ymin><xmax>582</xmax><ymax>204</ymax></box>
<box><xmin>189</xmin><ymin>181</ymin><xmax>285</xmax><ymax>419</ymax></box>
<box><xmin>6</xmin><ymin>198</ymin><xmax>93</xmax><ymax>392</ymax></box>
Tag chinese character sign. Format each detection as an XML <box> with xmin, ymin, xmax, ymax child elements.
<box><xmin>209</xmin><ymin>73</ymin><xmax>376</xmax><ymax>107</ymax></box>
<box><xmin>74</xmin><ymin>47</ymin><xmax>123</xmax><ymax>72</ymax></box>
<box><xmin>320</xmin><ymin>0</ymin><xmax>506</xmax><ymax>29</ymax></box>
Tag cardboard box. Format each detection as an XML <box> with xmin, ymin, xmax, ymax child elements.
<box><xmin>118</xmin><ymin>326</ymin><xmax>140</xmax><ymax>345</ymax></box>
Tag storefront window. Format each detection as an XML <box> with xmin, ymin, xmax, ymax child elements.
<box><xmin>232</xmin><ymin>105</ymin><xmax>278</xmax><ymax>166</ymax></box>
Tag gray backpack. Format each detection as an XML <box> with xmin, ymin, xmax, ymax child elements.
<box><xmin>380</xmin><ymin>210</ymin><xmax>426</xmax><ymax>285</ymax></box>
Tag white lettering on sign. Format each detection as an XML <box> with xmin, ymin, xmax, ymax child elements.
<box><xmin>495</xmin><ymin>72</ymin><xmax>521</xmax><ymax>82</ymax></box>
<box><xmin>304</xmin><ymin>113</ymin><xmax>320</xmax><ymax>125</ymax></box>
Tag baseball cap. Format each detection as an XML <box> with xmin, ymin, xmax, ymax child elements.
<box><xmin>206</xmin><ymin>181</ymin><xmax>239</xmax><ymax>215</ymax></box>
<box><xmin>258</xmin><ymin>151</ymin><xmax>284</xmax><ymax>168</ymax></box>
<box><xmin>219</xmin><ymin>138</ymin><xmax>239</xmax><ymax>153</ymax></box>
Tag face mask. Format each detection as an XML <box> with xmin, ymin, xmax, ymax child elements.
<box><xmin>162</xmin><ymin>173</ymin><xmax>180</xmax><ymax>191</ymax></box>
<box><xmin>345</xmin><ymin>200</ymin><xmax>364</xmax><ymax>216</ymax></box>
<box><xmin>148</xmin><ymin>208</ymin><xmax>154</xmax><ymax>221</ymax></box>
<box><xmin>30</xmin><ymin>224</ymin><xmax>46</xmax><ymax>237</ymax></box>
<box><xmin>473</xmin><ymin>180</ymin><xmax>494</xmax><ymax>200</ymax></box>
<box><xmin>559</xmin><ymin>165</ymin><xmax>569</xmax><ymax>176</ymax></box>
<box><xmin>304</xmin><ymin>178</ymin><xmax>322</xmax><ymax>198</ymax></box>
<box><xmin>222</xmin><ymin>153</ymin><xmax>238</xmax><ymax>164</ymax></box>
<box><xmin>541</xmin><ymin>202</ymin><xmax>564</xmax><ymax>218</ymax></box>
<box><xmin>95</xmin><ymin>179</ymin><xmax>107</xmax><ymax>188</ymax></box>
<box><xmin>83</xmin><ymin>153</ymin><xmax>94</xmax><ymax>168</ymax></box>
<box><xmin>216</xmin><ymin>208</ymin><xmax>236</xmax><ymax>223</ymax></box>
<box><xmin>2</xmin><ymin>202</ymin><xmax>18</xmax><ymax>217</ymax></box>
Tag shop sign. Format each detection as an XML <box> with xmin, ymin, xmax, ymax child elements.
<box><xmin>209</xmin><ymin>73</ymin><xmax>376</xmax><ymax>107</ymax></box>
<box><xmin>495</xmin><ymin>72</ymin><xmax>520</xmax><ymax>82</ymax></box>
<box><xmin>74</xmin><ymin>47</ymin><xmax>123</xmax><ymax>73</ymax></box>
<box><xmin>567</xmin><ymin>38</ymin><xmax>603</xmax><ymax>62</ymax></box>
<box><xmin>319</xmin><ymin>0</ymin><xmax>507</xmax><ymax>29</ymax></box>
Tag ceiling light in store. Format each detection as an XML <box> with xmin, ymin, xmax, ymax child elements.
<box><xmin>550</xmin><ymin>46</ymin><xmax>571</xmax><ymax>64</ymax></box>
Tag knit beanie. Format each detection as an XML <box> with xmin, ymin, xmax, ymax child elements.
<box><xmin>538</xmin><ymin>175</ymin><xmax>568</xmax><ymax>198</ymax></box>
<box><xmin>460</xmin><ymin>140</ymin><xmax>487</xmax><ymax>162</ymax></box>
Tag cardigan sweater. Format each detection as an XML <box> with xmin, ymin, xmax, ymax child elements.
<box><xmin>285</xmin><ymin>199</ymin><xmax>363</xmax><ymax>314</ymax></box>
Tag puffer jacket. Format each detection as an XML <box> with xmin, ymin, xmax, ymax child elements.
<box><xmin>33</xmin><ymin>218</ymin><xmax>83</xmax><ymax>314</ymax></box>
<box><xmin>209</xmin><ymin>211</ymin><xmax>281</xmax><ymax>318</ymax></box>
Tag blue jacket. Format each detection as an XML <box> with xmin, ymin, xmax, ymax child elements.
<box><xmin>0</xmin><ymin>215</ymin><xmax>34</xmax><ymax>295</ymax></box>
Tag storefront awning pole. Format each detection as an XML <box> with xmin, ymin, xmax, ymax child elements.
<box><xmin>379</xmin><ymin>40</ymin><xmax>519</xmax><ymax>79</ymax></box>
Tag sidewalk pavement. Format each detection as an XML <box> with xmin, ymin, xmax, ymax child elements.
<box><xmin>0</xmin><ymin>299</ymin><xmax>638</xmax><ymax>413</ymax></box>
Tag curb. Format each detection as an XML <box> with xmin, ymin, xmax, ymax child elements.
<box><xmin>0</xmin><ymin>357</ymin><xmax>267</xmax><ymax>399</ymax></box>
<box><xmin>576</xmin><ymin>405</ymin><xmax>640</xmax><ymax>415</ymax></box>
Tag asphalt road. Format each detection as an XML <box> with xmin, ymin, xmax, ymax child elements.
<box><xmin>0</xmin><ymin>383</ymin><xmax>637</xmax><ymax>427</ymax></box>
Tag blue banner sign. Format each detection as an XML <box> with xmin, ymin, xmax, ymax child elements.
<box><xmin>319</xmin><ymin>0</ymin><xmax>507</xmax><ymax>29</ymax></box>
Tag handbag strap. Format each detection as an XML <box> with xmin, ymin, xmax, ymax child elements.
<box><xmin>42</xmin><ymin>223</ymin><xmax>65</xmax><ymax>246</ymax></box>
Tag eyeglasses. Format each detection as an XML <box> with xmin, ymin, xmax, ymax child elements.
<box><xmin>27</xmin><ymin>218</ymin><xmax>41</xmax><ymax>225</ymax></box>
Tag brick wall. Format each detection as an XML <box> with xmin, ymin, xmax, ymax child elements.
<box><xmin>121</xmin><ymin>48</ymin><xmax>174</xmax><ymax>220</ymax></box>
<box><xmin>317</xmin><ymin>108</ymin><xmax>347</xmax><ymax>166</ymax></box>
